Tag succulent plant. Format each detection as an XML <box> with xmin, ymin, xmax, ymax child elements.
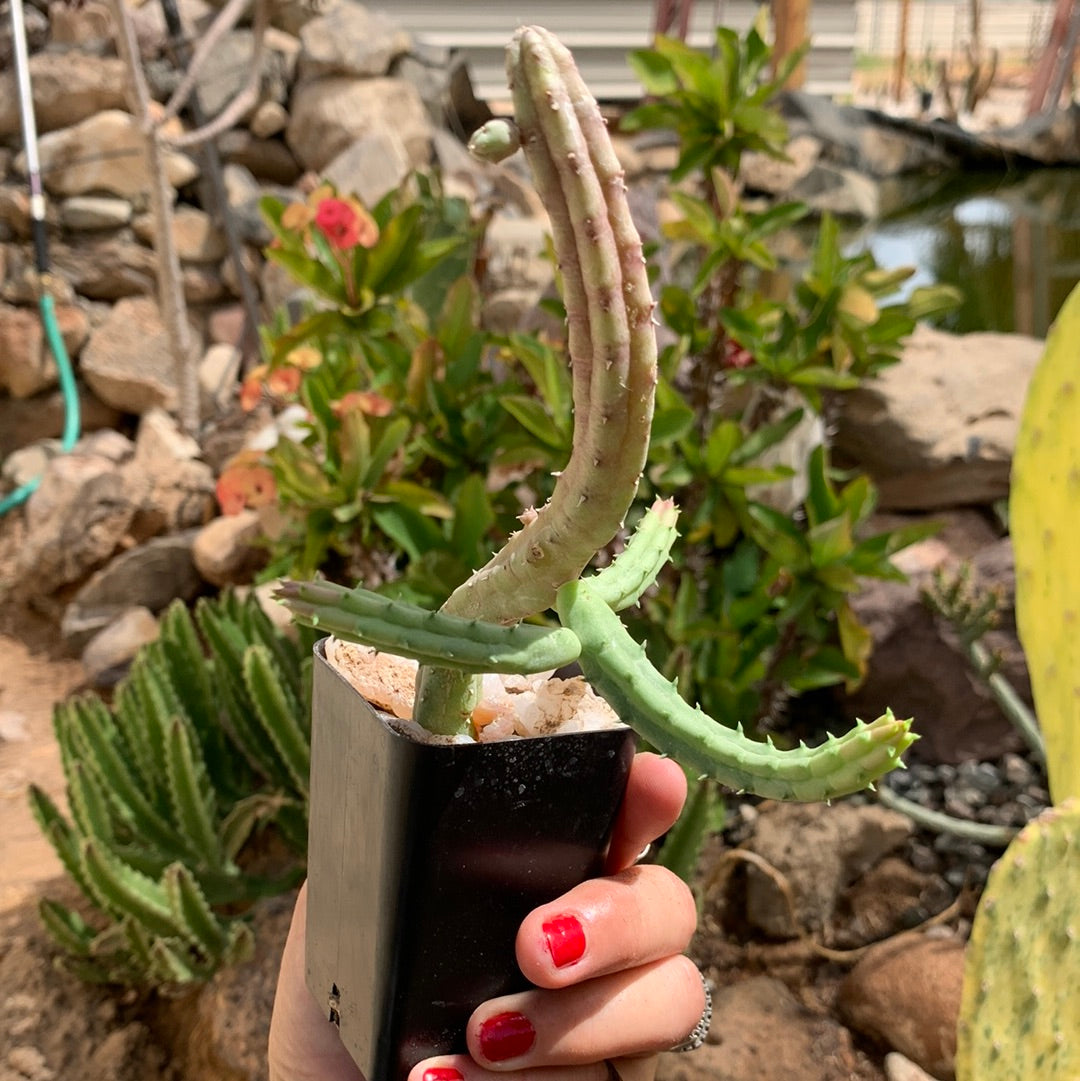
<box><xmin>30</xmin><ymin>593</ymin><xmax>312</xmax><ymax>986</ymax></box>
<box><xmin>956</xmin><ymin>799</ymin><xmax>1080</xmax><ymax>1080</ymax></box>
<box><xmin>1010</xmin><ymin>279</ymin><xmax>1080</xmax><ymax>806</ymax></box>
<box><xmin>278</xmin><ymin>26</ymin><xmax>915</xmax><ymax>802</ymax></box>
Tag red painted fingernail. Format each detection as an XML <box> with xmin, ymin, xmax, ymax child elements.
<box><xmin>478</xmin><ymin>1011</ymin><xmax>536</xmax><ymax>1061</ymax></box>
<box><xmin>422</xmin><ymin>1070</ymin><xmax>463</xmax><ymax>1081</ymax></box>
<box><xmin>542</xmin><ymin>913</ymin><xmax>586</xmax><ymax>968</ymax></box>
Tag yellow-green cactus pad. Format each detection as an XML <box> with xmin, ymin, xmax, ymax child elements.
<box><xmin>956</xmin><ymin>799</ymin><xmax>1080</xmax><ymax>1080</ymax></box>
<box><xmin>1009</xmin><ymin>282</ymin><xmax>1080</xmax><ymax>804</ymax></box>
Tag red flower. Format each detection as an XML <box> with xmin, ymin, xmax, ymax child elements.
<box><xmin>267</xmin><ymin>365</ymin><xmax>302</xmax><ymax>397</ymax></box>
<box><xmin>314</xmin><ymin>198</ymin><xmax>363</xmax><ymax>250</ymax></box>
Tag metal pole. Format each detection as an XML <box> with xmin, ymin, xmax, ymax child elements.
<box><xmin>9</xmin><ymin>0</ymin><xmax>48</xmax><ymax>274</ymax></box>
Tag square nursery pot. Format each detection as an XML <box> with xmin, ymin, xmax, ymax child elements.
<box><xmin>306</xmin><ymin>640</ymin><xmax>637</xmax><ymax>1081</ymax></box>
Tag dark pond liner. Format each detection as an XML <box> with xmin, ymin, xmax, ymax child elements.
<box><xmin>306</xmin><ymin>641</ymin><xmax>637</xmax><ymax>1081</ymax></box>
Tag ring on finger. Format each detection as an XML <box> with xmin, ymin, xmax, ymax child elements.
<box><xmin>667</xmin><ymin>968</ymin><xmax>712</xmax><ymax>1054</ymax></box>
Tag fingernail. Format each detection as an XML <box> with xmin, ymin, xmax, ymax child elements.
<box><xmin>478</xmin><ymin>1011</ymin><xmax>536</xmax><ymax>1061</ymax></box>
<box><xmin>542</xmin><ymin>913</ymin><xmax>586</xmax><ymax>968</ymax></box>
<box><xmin>422</xmin><ymin>1070</ymin><xmax>464</xmax><ymax>1081</ymax></box>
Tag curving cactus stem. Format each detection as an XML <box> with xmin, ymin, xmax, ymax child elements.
<box><xmin>279</xmin><ymin>27</ymin><xmax>917</xmax><ymax>800</ymax></box>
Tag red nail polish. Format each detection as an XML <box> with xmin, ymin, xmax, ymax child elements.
<box><xmin>422</xmin><ymin>1070</ymin><xmax>463</xmax><ymax>1081</ymax></box>
<box><xmin>478</xmin><ymin>1011</ymin><xmax>536</xmax><ymax>1061</ymax></box>
<box><xmin>543</xmin><ymin>913</ymin><xmax>586</xmax><ymax>968</ymax></box>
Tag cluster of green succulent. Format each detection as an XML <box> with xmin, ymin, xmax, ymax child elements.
<box><xmin>30</xmin><ymin>594</ymin><xmax>315</xmax><ymax>986</ymax></box>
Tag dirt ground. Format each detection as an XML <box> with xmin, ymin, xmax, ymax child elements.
<box><xmin>0</xmin><ymin>617</ymin><xmax>84</xmax><ymax>913</ymax></box>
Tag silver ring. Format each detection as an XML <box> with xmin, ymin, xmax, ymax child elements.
<box><xmin>668</xmin><ymin>968</ymin><xmax>712</xmax><ymax>1053</ymax></box>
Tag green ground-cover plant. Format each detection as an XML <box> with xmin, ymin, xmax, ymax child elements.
<box><xmin>30</xmin><ymin>593</ymin><xmax>315</xmax><ymax>986</ymax></box>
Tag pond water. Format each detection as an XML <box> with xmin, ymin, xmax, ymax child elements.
<box><xmin>847</xmin><ymin>168</ymin><xmax>1080</xmax><ymax>336</ymax></box>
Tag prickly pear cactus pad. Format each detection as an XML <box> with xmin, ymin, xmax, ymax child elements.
<box><xmin>956</xmin><ymin>799</ymin><xmax>1080</xmax><ymax>1081</ymax></box>
<box><xmin>1009</xmin><ymin>281</ymin><xmax>1080</xmax><ymax>804</ymax></box>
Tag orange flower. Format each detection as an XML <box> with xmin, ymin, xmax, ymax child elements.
<box><xmin>332</xmin><ymin>390</ymin><xmax>394</xmax><ymax>418</ymax></box>
<box><xmin>280</xmin><ymin>200</ymin><xmax>315</xmax><ymax>233</ymax></box>
<box><xmin>287</xmin><ymin>345</ymin><xmax>323</xmax><ymax>371</ymax></box>
<box><xmin>216</xmin><ymin>459</ymin><xmax>277</xmax><ymax>514</ymax></box>
<box><xmin>240</xmin><ymin>364</ymin><xmax>268</xmax><ymax>411</ymax></box>
<box><xmin>267</xmin><ymin>366</ymin><xmax>302</xmax><ymax>397</ymax></box>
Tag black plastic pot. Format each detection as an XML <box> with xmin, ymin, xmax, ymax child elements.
<box><xmin>305</xmin><ymin>641</ymin><xmax>637</xmax><ymax>1081</ymax></box>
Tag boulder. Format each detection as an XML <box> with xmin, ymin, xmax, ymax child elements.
<box><xmin>47</xmin><ymin>0</ymin><xmax>114</xmax><ymax>50</ymax></box>
<box><xmin>16</xmin><ymin>451</ymin><xmax>137</xmax><ymax>595</ymax></box>
<box><xmin>199</xmin><ymin>343</ymin><xmax>242</xmax><ymax>414</ymax></box>
<box><xmin>789</xmin><ymin>161</ymin><xmax>883</xmax><ymax>219</ymax></box>
<box><xmin>28</xmin><ymin>110</ymin><xmax>199</xmax><ymax>201</ymax></box>
<box><xmin>740</xmin><ymin>801</ymin><xmax>913</xmax><ymax>938</ymax></box>
<box><xmin>838</xmin><ymin>934</ymin><xmax>965</xmax><ymax>1080</ymax></box>
<box><xmin>132</xmin><ymin>205</ymin><xmax>228</xmax><ymax>263</ymax></box>
<box><xmin>0</xmin><ymin>438</ymin><xmax>63</xmax><ymax>490</ymax></box>
<box><xmin>217</xmin><ymin>129</ymin><xmax>302</xmax><ymax>186</ymax></box>
<box><xmin>844</xmin><ymin>520</ymin><xmax>1033</xmax><ymax>764</ymax></box>
<box><xmin>297</xmin><ymin>5</ymin><xmax>411</xmax><ymax>80</ymax></box>
<box><xmin>81</xmin><ymin>606</ymin><xmax>160</xmax><ymax>686</ymax></box>
<box><xmin>0</xmin><ymin>301</ymin><xmax>89</xmax><ymax>398</ymax></box>
<box><xmin>59</xmin><ymin>195</ymin><xmax>135</xmax><ymax>232</ymax></box>
<box><xmin>741</xmin><ymin>133</ymin><xmax>822</xmax><ymax>196</ymax></box>
<box><xmin>192</xmin><ymin>509</ymin><xmax>266</xmax><ymax>586</ymax></box>
<box><xmin>80</xmin><ymin>296</ymin><xmax>192</xmax><ymax>414</ymax></box>
<box><xmin>192</xmin><ymin>28</ymin><xmax>293</xmax><ymax>118</ymax></box>
<box><xmin>0</xmin><ymin>382</ymin><xmax>123</xmax><ymax>458</ymax></box>
<box><xmin>286</xmin><ymin>76</ymin><xmax>432</xmax><ymax>173</ymax></box>
<box><xmin>0</xmin><ymin>53</ymin><xmax>127</xmax><ymax>137</ymax></box>
<box><xmin>67</xmin><ymin>531</ymin><xmax>203</xmax><ymax>627</ymax></box>
<box><xmin>322</xmin><ymin>130</ymin><xmax>413</xmax><ymax>209</ymax></box>
<box><xmin>834</xmin><ymin>324</ymin><xmax>1044</xmax><ymax>510</ymax></box>
<box><xmin>249</xmin><ymin>100</ymin><xmax>289</xmax><ymax>139</ymax></box>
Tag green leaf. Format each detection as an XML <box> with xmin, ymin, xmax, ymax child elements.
<box><xmin>370</xmin><ymin>503</ymin><xmax>445</xmax><ymax>562</ymax></box>
<box><xmin>80</xmin><ymin>839</ymin><xmax>179</xmax><ymax>939</ymax></box>
<box><xmin>39</xmin><ymin>898</ymin><xmax>96</xmax><ymax>957</ymax></box>
<box><xmin>164</xmin><ymin>864</ymin><xmax>229</xmax><ymax>956</ymax></box>
<box><xmin>500</xmin><ymin>394</ymin><xmax>565</xmax><ymax>449</ymax></box>
<box><xmin>243</xmin><ymin>646</ymin><xmax>310</xmax><ymax>798</ymax></box>
<box><xmin>627</xmin><ymin>48</ymin><xmax>679</xmax><ymax>96</ymax></box>
<box><xmin>705</xmin><ymin>421</ymin><xmax>741</xmax><ymax>476</ymax></box>
<box><xmin>164</xmin><ymin>717</ymin><xmax>222</xmax><ymax>866</ymax></box>
<box><xmin>450</xmin><ymin>474</ymin><xmax>495</xmax><ymax>566</ymax></box>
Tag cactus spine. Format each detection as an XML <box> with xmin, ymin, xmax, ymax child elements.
<box><xmin>1009</xmin><ymin>280</ymin><xmax>1080</xmax><ymax>804</ymax></box>
<box><xmin>279</xmin><ymin>27</ymin><xmax>916</xmax><ymax>801</ymax></box>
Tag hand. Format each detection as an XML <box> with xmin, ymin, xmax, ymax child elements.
<box><xmin>269</xmin><ymin>753</ymin><xmax>702</xmax><ymax>1081</ymax></box>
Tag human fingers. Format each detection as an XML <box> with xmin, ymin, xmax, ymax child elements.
<box><xmin>514</xmin><ymin>864</ymin><xmax>696</xmax><ymax>989</ymax></box>
<box><xmin>268</xmin><ymin>883</ymin><xmax>364</xmax><ymax>1081</ymax></box>
<box><xmin>463</xmin><ymin>954</ymin><xmax>706</xmax><ymax>1069</ymax></box>
<box><xmin>604</xmin><ymin>752</ymin><xmax>687</xmax><ymax>874</ymax></box>
<box><xmin>406</xmin><ymin>1054</ymin><xmax>658</xmax><ymax>1081</ymax></box>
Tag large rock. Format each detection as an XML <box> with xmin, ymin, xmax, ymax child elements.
<box><xmin>60</xmin><ymin>195</ymin><xmax>135</xmax><ymax>231</ymax></box>
<box><xmin>657</xmin><ymin>976</ymin><xmax>868</xmax><ymax>1081</ymax></box>
<box><xmin>81</xmin><ymin>606</ymin><xmax>161</xmax><ymax>686</ymax></box>
<box><xmin>740</xmin><ymin>802</ymin><xmax>913</xmax><ymax>938</ymax></box>
<box><xmin>0</xmin><ymin>301</ymin><xmax>89</xmax><ymax>398</ymax></box>
<box><xmin>0</xmin><ymin>53</ymin><xmax>127</xmax><ymax>137</ymax></box>
<box><xmin>838</xmin><ymin>934</ymin><xmax>965</xmax><ymax>1080</ymax></box>
<box><xmin>192</xmin><ymin>510</ymin><xmax>265</xmax><ymax>586</ymax></box>
<box><xmin>322</xmin><ymin>130</ymin><xmax>413</xmax><ymax>209</ymax></box>
<box><xmin>217</xmin><ymin>129</ymin><xmax>302</xmax><ymax>185</ymax></box>
<box><xmin>80</xmin><ymin>296</ymin><xmax>194</xmax><ymax>414</ymax></box>
<box><xmin>15</xmin><ymin>452</ymin><xmax>137</xmax><ymax>595</ymax></box>
<box><xmin>297</xmin><ymin>5</ymin><xmax>411</xmax><ymax>80</ymax></box>
<box><xmin>834</xmin><ymin>324</ymin><xmax>1044</xmax><ymax>510</ymax></box>
<box><xmin>192</xmin><ymin>28</ymin><xmax>293</xmax><ymax>118</ymax></box>
<box><xmin>67</xmin><ymin>532</ymin><xmax>203</xmax><ymax>629</ymax></box>
<box><xmin>132</xmin><ymin>205</ymin><xmax>228</xmax><ymax>263</ymax></box>
<box><xmin>0</xmin><ymin>382</ymin><xmax>123</xmax><ymax>458</ymax></box>
<box><xmin>844</xmin><ymin>522</ymin><xmax>1033</xmax><ymax>764</ymax></box>
<box><xmin>286</xmin><ymin>76</ymin><xmax>432</xmax><ymax>173</ymax></box>
<box><xmin>28</xmin><ymin>111</ymin><xmax>199</xmax><ymax>201</ymax></box>
<box><xmin>2</xmin><ymin>234</ymin><xmax>154</xmax><ymax>303</ymax></box>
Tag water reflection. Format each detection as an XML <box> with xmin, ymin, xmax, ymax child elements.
<box><xmin>846</xmin><ymin>169</ymin><xmax>1080</xmax><ymax>336</ymax></box>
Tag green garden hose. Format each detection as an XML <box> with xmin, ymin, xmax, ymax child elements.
<box><xmin>0</xmin><ymin>0</ymin><xmax>81</xmax><ymax>517</ymax></box>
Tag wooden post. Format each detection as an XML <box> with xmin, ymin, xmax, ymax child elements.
<box><xmin>1028</xmin><ymin>0</ymin><xmax>1076</xmax><ymax>116</ymax></box>
<box><xmin>772</xmin><ymin>0</ymin><xmax>811</xmax><ymax>89</ymax></box>
<box><xmin>893</xmin><ymin>0</ymin><xmax>912</xmax><ymax>102</ymax></box>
